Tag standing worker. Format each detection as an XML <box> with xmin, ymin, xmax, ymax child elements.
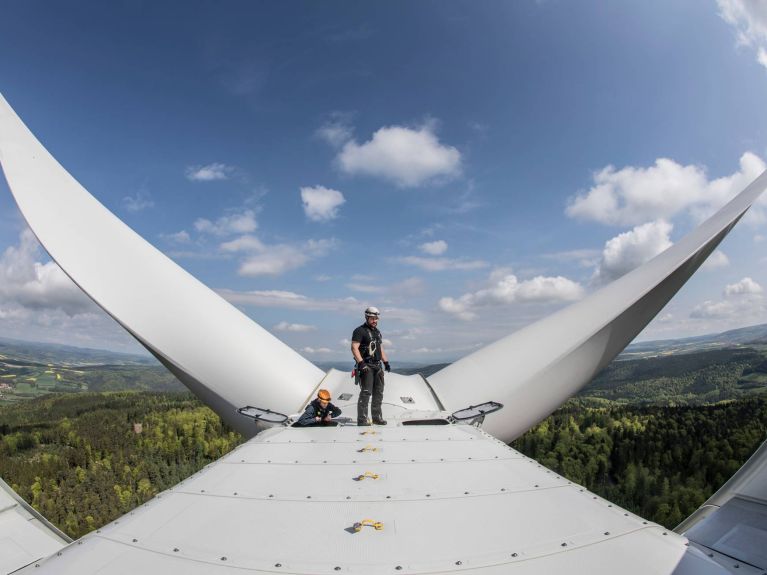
<box><xmin>351</xmin><ymin>306</ymin><xmax>391</xmax><ymax>426</ymax></box>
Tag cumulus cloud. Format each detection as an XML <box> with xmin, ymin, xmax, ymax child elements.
<box><xmin>122</xmin><ymin>191</ymin><xmax>154</xmax><ymax>213</ymax></box>
<box><xmin>419</xmin><ymin>240</ymin><xmax>448</xmax><ymax>255</ymax></box>
<box><xmin>316</xmin><ymin>115</ymin><xmax>354</xmax><ymax>147</ymax></box>
<box><xmin>346</xmin><ymin>277</ymin><xmax>425</xmax><ymax>297</ymax></box>
<box><xmin>543</xmin><ymin>248</ymin><xmax>602</xmax><ymax>268</ymax></box>
<box><xmin>221</xmin><ymin>235</ymin><xmax>336</xmax><ymax>277</ymax></box>
<box><xmin>724</xmin><ymin>276</ymin><xmax>763</xmax><ymax>295</ymax></box>
<box><xmin>566</xmin><ymin>153</ymin><xmax>766</xmax><ymax>226</ymax></box>
<box><xmin>218</xmin><ymin>288</ymin><xmax>426</xmax><ymax>323</ymax></box>
<box><xmin>702</xmin><ymin>250</ymin><xmax>730</xmax><ymax>270</ymax></box>
<box><xmin>592</xmin><ymin>220</ymin><xmax>674</xmax><ymax>285</ymax></box>
<box><xmin>185</xmin><ymin>163</ymin><xmax>235</xmax><ymax>182</ymax></box>
<box><xmin>161</xmin><ymin>230</ymin><xmax>192</xmax><ymax>244</ymax></box>
<box><xmin>439</xmin><ymin>268</ymin><xmax>584</xmax><ymax>320</ymax></box>
<box><xmin>301</xmin><ymin>346</ymin><xmax>333</xmax><ymax>354</ymax></box>
<box><xmin>0</xmin><ymin>230</ymin><xmax>94</xmax><ymax>316</ymax></box>
<box><xmin>397</xmin><ymin>255</ymin><xmax>488</xmax><ymax>272</ymax></box>
<box><xmin>301</xmin><ymin>186</ymin><xmax>346</xmax><ymax>222</ymax></box>
<box><xmin>337</xmin><ymin>123</ymin><xmax>461</xmax><ymax>187</ymax></box>
<box><xmin>760</xmin><ymin>47</ymin><xmax>767</xmax><ymax>69</ymax></box>
<box><xmin>717</xmin><ymin>0</ymin><xmax>767</xmax><ymax>68</ymax></box>
<box><xmin>195</xmin><ymin>210</ymin><xmax>258</xmax><ymax>236</ymax></box>
<box><xmin>274</xmin><ymin>321</ymin><xmax>317</xmax><ymax>332</ymax></box>
<box><xmin>691</xmin><ymin>276</ymin><xmax>765</xmax><ymax>320</ymax></box>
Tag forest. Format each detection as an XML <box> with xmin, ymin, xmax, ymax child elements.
<box><xmin>511</xmin><ymin>397</ymin><xmax>767</xmax><ymax>528</ymax></box>
<box><xmin>0</xmin><ymin>392</ymin><xmax>240</xmax><ymax>538</ymax></box>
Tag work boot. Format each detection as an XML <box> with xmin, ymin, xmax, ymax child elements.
<box><xmin>372</xmin><ymin>419</ymin><xmax>387</xmax><ymax>426</ymax></box>
<box><xmin>357</xmin><ymin>418</ymin><xmax>371</xmax><ymax>426</ymax></box>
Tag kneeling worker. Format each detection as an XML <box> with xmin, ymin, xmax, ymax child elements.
<box><xmin>296</xmin><ymin>389</ymin><xmax>342</xmax><ymax>426</ymax></box>
<box><xmin>351</xmin><ymin>306</ymin><xmax>390</xmax><ymax>426</ymax></box>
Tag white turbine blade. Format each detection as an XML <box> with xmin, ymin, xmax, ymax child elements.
<box><xmin>429</xmin><ymin>170</ymin><xmax>767</xmax><ymax>443</ymax></box>
<box><xmin>0</xmin><ymin>94</ymin><xmax>324</xmax><ymax>436</ymax></box>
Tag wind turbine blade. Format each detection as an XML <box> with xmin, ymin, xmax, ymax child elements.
<box><xmin>429</xmin><ymin>169</ymin><xmax>767</xmax><ymax>443</ymax></box>
<box><xmin>0</xmin><ymin>94</ymin><xmax>324</xmax><ymax>437</ymax></box>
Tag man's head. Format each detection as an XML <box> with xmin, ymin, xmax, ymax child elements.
<box><xmin>364</xmin><ymin>306</ymin><xmax>380</xmax><ymax>326</ymax></box>
<box><xmin>317</xmin><ymin>389</ymin><xmax>331</xmax><ymax>407</ymax></box>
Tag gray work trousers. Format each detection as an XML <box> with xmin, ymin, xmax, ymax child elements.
<box><xmin>357</xmin><ymin>363</ymin><xmax>385</xmax><ymax>422</ymax></box>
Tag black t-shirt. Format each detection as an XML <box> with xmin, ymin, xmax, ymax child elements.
<box><xmin>352</xmin><ymin>323</ymin><xmax>383</xmax><ymax>363</ymax></box>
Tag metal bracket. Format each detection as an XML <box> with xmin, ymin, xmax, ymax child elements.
<box><xmin>237</xmin><ymin>405</ymin><xmax>289</xmax><ymax>425</ymax></box>
<box><xmin>354</xmin><ymin>471</ymin><xmax>380</xmax><ymax>481</ymax></box>
<box><xmin>449</xmin><ymin>401</ymin><xmax>504</xmax><ymax>427</ymax></box>
<box><xmin>353</xmin><ymin>519</ymin><xmax>384</xmax><ymax>532</ymax></box>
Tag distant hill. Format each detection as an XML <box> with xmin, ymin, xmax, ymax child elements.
<box><xmin>619</xmin><ymin>323</ymin><xmax>767</xmax><ymax>359</ymax></box>
<box><xmin>0</xmin><ymin>337</ymin><xmax>154</xmax><ymax>366</ymax></box>
<box><xmin>2</xmin><ymin>324</ymin><xmax>767</xmax><ymax>404</ymax></box>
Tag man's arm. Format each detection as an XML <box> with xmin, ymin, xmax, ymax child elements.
<box><xmin>351</xmin><ymin>341</ymin><xmax>364</xmax><ymax>364</ymax></box>
<box><xmin>295</xmin><ymin>404</ymin><xmax>317</xmax><ymax>426</ymax></box>
<box><xmin>380</xmin><ymin>344</ymin><xmax>388</xmax><ymax>363</ymax></box>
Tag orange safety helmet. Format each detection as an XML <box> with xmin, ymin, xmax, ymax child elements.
<box><xmin>317</xmin><ymin>389</ymin><xmax>331</xmax><ymax>401</ymax></box>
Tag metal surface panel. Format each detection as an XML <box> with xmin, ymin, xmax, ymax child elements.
<box><xmin>0</xmin><ymin>94</ymin><xmax>323</xmax><ymax>437</ymax></box>
<box><xmin>0</xmin><ymin>478</ymin><xmax>69</xmax><ymax>573</ymax></box>
<box><xmin>15</xmin><ymin>423</ymin><xmax>732</xmax><ymax>575</ymax></box>
<box><xmin>429</xmin><ymin>170</ymin><xmax>767</xmax><ymax>444</ymax></box>
<box><xmin>682</xmin><ymin>497</ymin><xmax>767</xmax><ymax>570</ymax></box>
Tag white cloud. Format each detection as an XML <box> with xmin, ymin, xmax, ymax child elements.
<box><xmin>161</xmin><ymin>230</ymin><xmax>192</xmax><ymax>244</ymax></box>
<box><xmin>346</xmin><ymin>276</ymin><xmax>425</xmax><ymax>297</ymax></box>
<box><xmin>724</xmin><ymin>276</ymin><xmax>763</xmax><ymax>295</ymax></box>
<box><xmin>439</xmin><ymin>268</ymin><xmax>584</xmax><ymax>321</ymax></box>
<box><xmin>218</xmin><ymin>288</ymin><xmax>426</xmax><ymax>323</ymax></box>
<box><xmin>220</xmin><ymin>236</ymin><xmax>336</xmax><ymax>277</ymax></box>
<box><xmin>0</xmin><ymin>230</ymin><xmax>94</xmax><ymax>316</ymax></box>
<box><xmin>346</xmin><ymin>283</ymin><xmax>385</xmax><ymax>293</ymax></box>
<box><xmin>316</xmin><ymin>116</ymin><xmax>354</xmax><ymax>147</ymax></box>
<box><xmin>301</xmin><ymin>186</ymin><xmax>346</xmax><ymax>222</ymax></box>
<box><xmin>592</xmin><ymin>220</ymin><xmax>673</xmax><ymax>285</ymax></box>
<box><xmin>0</xmin><ymin>230</ymin><xmax>142</xmax><ymax>353</ymax></box>
<box><xmin>337</xmin><ymin>123</ymin><xmax>461</xmax><ymax>187</ymax></box>
<box><xmin>238</xmin><ymin>251</ymin><xmax>306</xmax><ymax>276</ymax></box>
<box><xmin>690</xmin><ymin>299</ymin><xmax>739</xmax><ymax>319</ymax></box>
<box><xmin>691</xmin><ymin>275</ymin><xmax>765</xmax><ymax>321</ymax></box>
<box><xmin>274</xmin><ymin>321</ymin><xmax>317</xmax><ymax>332</ymax></box>
<box><xmin>122</xmin><ymin>191</ymin><xmax>154</xmax><ymax>213</ymax></box>
<box><xmin>702</xmin><ymin>250</ymin><xmax>730</xmax><ymax>270</ymax></box>
<box><xmin>194</xmin><ymin>210</ymin><xmax>258</xmax><ymax>236</ymax></box>
<box><xmin>301</xmin><ymin>346</ymin><xmax>333</xmax><ymax>354</ymax></box>
<box><xmin>759</xmin><ymin>47</ymin><xmax>767</xmax><ymax>69</ymax></box>
<box><xmin>717</xmin><ymin>0</ymin><xmax>767</xmax><ymax>68</ymax></box>
<box><xmin>566</xmin><ymin>153</ymin><xmax>766</xmax><ymax>226</ymax></box>
<box><xmin>219</xmin><ymin>234</ymin><xmax>265</xmax><ymax>252</ymax></box>
<box><xmin>398</xmin><ymin>255</ymin><xmax>488</xmax><ymax>272</ymax></box>
<box><xmin>543</xmin><ymin>248</ymin><xmax>602</xmax><ymax>268</ymax></box>
<box><xmin>419</xmin><ymin>240</ymin><xmax>448</xmax><ymax>255</ymax></box>
<box><xmin>185</xmin><ymin>163</ymin><xmax>235</xmax><ymax>182</ymax></box>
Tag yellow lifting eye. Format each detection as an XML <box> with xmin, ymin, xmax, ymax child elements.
<box><xmin>354</xmin><ymin>471</ymin><xmax>380</xmax><ymax>481</ymax></box>
<box><xmin>358</xmin><ymin>445</ymin><xmax>379</xmax><ymax>453</ymax></box>
<box><xmin>353</xmin><ymin>519</ymin><xmax>384</xmax><ymax>532</ymax></box>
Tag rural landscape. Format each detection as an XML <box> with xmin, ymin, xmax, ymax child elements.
<box><xmin>1</xmin><ymin>325</ymin><xmax>767</xmax><ymax>538</ymax></box>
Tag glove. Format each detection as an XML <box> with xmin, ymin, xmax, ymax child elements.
<box><xmin>384</xmin><ymin>361</ymin><xmax>391</xmax><ymax>372</ymax></box>
<box><xmin>357</xmin><ymin>361</ymin><xmax>369</xmax><ymax>373</ymax></box>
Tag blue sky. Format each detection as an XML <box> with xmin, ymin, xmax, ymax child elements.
<box><xmin>2</xmin><ymin>0</ymin><xmax>767</xmax><ymax>363</ymax></box>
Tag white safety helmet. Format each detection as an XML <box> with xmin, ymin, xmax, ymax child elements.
<box><xmin>364</xmin><ymin>306</ymin><xmax>380</xmax><ymax>318</ymax></box>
